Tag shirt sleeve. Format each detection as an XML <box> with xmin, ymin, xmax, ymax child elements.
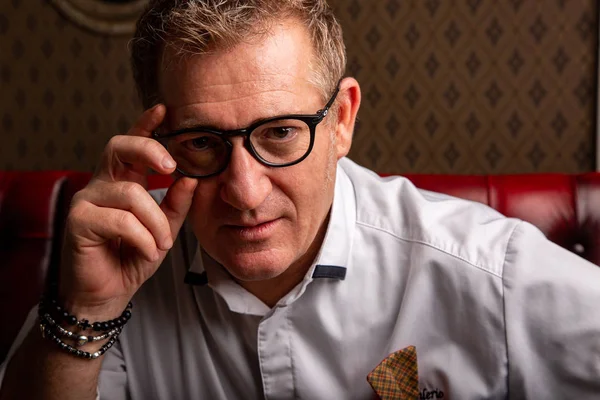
<box><xmin>0</xmin><ymin>305</ymin><xmax>38</xmax><ymax>385</ymax></box>
<box><xmin>98</xmin><ymin>338</ymin><xmax>128</xmax><ymax>400</ymax></box>
<box><xmin>503</xmin><ymin>221</ymin><xmax>600</xmax><ymax>398</ymax></box>
<box><xmin>0</xmin><ymin>305</ymin><xmax>128</xmax><ymax>400</ymax></box>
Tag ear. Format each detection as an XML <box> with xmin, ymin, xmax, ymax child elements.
<box><xmin>333</xmin><ymin>77</ymin><xmax>361</xmax><ymax>160</ymax></box>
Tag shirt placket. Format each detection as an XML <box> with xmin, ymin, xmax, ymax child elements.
<box><xmin>257</xmin><ymin>307</ymin><xmax>295</xmax><ymax>400</ymax></box>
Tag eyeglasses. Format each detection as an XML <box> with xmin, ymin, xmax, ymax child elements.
<box><xmin>153</xmin><ymin>85</ymin><xmax>340</xmax><ymax>178</ymax></box>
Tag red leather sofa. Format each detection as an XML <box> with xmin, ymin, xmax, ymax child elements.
<box><xmin>2</xmin><ymin>170</ymin><xmax>600</xmax><ymax>363</ymax></box>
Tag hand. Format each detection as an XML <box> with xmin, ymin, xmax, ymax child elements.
<box><xmin>59</xmin><ymin>104</ymin><xmax>197</xmax><ymax>318</ymax></box>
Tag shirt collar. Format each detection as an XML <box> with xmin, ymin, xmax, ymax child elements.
<box><xmin>307</xmin><ymin>160</ymin><xmax>356</xmax><ymax>277</ymax></box>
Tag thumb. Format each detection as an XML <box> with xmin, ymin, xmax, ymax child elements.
<box><xmin>160</xmin><ymin>177</ymin><xmax>198</xmax><ymax>242</ymax></box>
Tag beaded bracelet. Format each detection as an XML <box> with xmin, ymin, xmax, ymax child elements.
<box><xmin>40</xmin><ymin>323</ymin><xmax>121</xmax><ymax>360</ymax></box>
<box><xmin>38</xmin><ymin>297</ymin><xmax>133</xmax><ymax>332</ymax></box>
<box><xmin>41</xmin><ymin>313</ymin><xmax>120</xmax><ymax>347</ymax></box>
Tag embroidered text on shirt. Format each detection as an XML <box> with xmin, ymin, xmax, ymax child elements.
<box><xmin>420</xmin><ymin>388</ymin><xmax>444</xmax><ymax>399</ymax></box>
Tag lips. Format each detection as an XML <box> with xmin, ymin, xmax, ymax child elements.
<box><xmin>223</xmin><ymin>218</ymin><xmax>281</xmax><ymax>241</ymax></box>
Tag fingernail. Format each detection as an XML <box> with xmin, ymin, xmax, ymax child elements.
<box><xmin>162</xmin><ymin>157</ymin><xmax>176</xmax><ymax>169</ymax></box>
<box><xmin>162</xmin><ymin>236</ymin><xmax>173</xmax><ymax>251</ymax></box>
<box><xmin>186</xmin><ymin>178</ymin><xmax>198</xmax><ymax>191</ymax></box>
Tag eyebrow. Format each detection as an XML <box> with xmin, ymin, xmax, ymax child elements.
<box><xmin>169</xmin><ymin>108</ymin><xmax>316</xmax><ymax>132</ymax></box>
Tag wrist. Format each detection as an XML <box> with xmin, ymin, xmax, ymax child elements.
<box><xmin>43</xmin><ymin>296</ymin><xmax>132</xmax><ymax>330</ymax></box>
<box><xmin>59</xmin><ymin>297</ymin><xmax>131</xmax><ymax>322</ymax></box>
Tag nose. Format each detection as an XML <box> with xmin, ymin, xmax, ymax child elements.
<box><xmin>218</xmin><ymin>138</ymin><xmax>272</xmax><ymax>211</ymax></box>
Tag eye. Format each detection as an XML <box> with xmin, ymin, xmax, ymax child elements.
<box><xmin>266</xmin><ymin>127</ymin><xmax>297</xmax><ymax>140</ymax></box>
<box><xmin>251</xmin><ymin>119</ymin><xmax>309</xmax><ymax>147</ymax></box>
<box><xmin>185</xmin><ymin>136</ymin><xmax>210</xmax><ymax>150</ymax></box>
<box><xmin>175</xmin><ymin>134</ymin><xmax>221</xmax><ymax>152</ymax></box>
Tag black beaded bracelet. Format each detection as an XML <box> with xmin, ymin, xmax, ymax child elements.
<box><xmin>40</xmin><ymin>323</ymin><xmax>121</xmax><ymax>360</ymax></box>
<box><xmin>41</xmin><ymin>313</ymin><xmax>120</xmax><ymax>347</ymax></box>
<box><xmin>38</xmin><ymin>296</ymin><xmax>133</xmax><ymax>333</ymax></box>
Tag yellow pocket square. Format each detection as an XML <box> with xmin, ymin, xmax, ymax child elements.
<box><xmin>367</xmin><ymin>345</ymin><xmax>419</xmax><ymax>400</ymax></box>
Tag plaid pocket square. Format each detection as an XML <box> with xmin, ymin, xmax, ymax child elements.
<box><xmin>367</xmin><ymin>345</ymin><xmax>419</xmax><ymax>400</ymax></box>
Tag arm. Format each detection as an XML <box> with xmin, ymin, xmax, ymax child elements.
<box><xmin>0</xmin><ymin>105</ymin><xmax>196</xmax><ymax>399</ymax></box>
<box><xmin>0</xmin><ymin>316</ymin><xmax>106</xmax><ymax>400</ymax></box>
<box><xmin>503</xmin><ymin>222</ymin><xmax>600</xmax><ymax>398</ymax></box>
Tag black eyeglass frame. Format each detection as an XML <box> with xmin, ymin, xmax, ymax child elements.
<box><xmin>153</xmin><ymin>84</ymin><xmax>341</xmax><ymax>178</ymax></box>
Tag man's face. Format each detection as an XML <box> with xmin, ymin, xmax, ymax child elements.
<box><xmin>159</xmin><ymin>20</ymin><xmax>347</xmax><ymax>282</ymax></box>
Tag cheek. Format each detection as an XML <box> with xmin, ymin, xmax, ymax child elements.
<box><xmin>274</xmin><ymin>150</ymin><xmax>335</xmax><ymax>220</ymax></box>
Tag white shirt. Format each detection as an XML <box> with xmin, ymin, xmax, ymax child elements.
<box><xmin>3</xmin><ymin>157</ymin><xmax>600</xmax><ymax>399</ymax></box>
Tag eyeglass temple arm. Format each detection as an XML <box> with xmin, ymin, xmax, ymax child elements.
<box><xmin>317</xmin><ymin>80</ymin><xmax>342</xmax><ymax>117</ymax></box>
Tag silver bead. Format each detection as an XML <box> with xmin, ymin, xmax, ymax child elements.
<box><xmin>76</xmin><ymin>335</ymin><xmax>89</xmax><ymax>347</ymax></box>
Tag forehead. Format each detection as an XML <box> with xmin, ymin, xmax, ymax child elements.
<box><xmin>158</xmin><ymin>20</ymin><xmax>319</xmax><ymax>112</ymax></box>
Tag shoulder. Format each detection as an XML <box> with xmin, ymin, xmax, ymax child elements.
<box><xmin>499</xmin><ymin>210</ymin><xmax>600</xmax><ymax>395</ymax></box>
<box><xmin>503</xmin><ymin>220</ymin><xmax>599</xmax><ymax>280</ymax></box>
<box><xmin>339</xmin><ymin>158</ymin><xmax>520</xmax><ymax>277</ymax></box>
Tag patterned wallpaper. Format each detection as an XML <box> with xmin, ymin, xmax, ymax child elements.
<box><xmin>0</xmin><ymin>0</ymin><xmax>598</xmax><ymax>174</ymax></box>
<box><xmin>0</xmin><ymin>0</ymin><xmax>140</xmax><ymax>172</ymax></box>
<box><xmin>336</xmin><ymin>0</ymin><xmax>599</xmax><ymax>173</ymax></box>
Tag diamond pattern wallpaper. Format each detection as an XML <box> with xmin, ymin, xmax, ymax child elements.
<box><xmin>0</xmin><ymin>1</ymin><xmax>140</xmax><ymax>172</ymax></box>
<box><xmin>0</xmin><ymin>0</ymin><xmax>598</xmax><ymax>173</ymax></box>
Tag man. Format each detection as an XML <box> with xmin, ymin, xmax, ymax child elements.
<box><xmin>1</xmin><ymin>0</ymin><xmax>600</xmax><ymax>399</ymax></box>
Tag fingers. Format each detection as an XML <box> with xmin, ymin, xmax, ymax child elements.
<box><xmin>128</xmin><ymin>104</ymin><xmax>166</xmax><ymax>138</ymax></box>
<box><xmin>69</xmin><ymin>105</ymin><xmax>196</xmax><ymax>267</ymax></box>
<box><xmin>97</xmin><ymin>135</ymin><xmax>176</xmax><ymax>182</ymax></box>
<box><xmin>71</xmin><ymin>176</ymin><xmax>197</xmax><ymax>264</ymax></box>
<box><xmin>79</xmin><ymin>181</ymin><xmax>174</xmax><ymax>251</ymax></box>
<box><xmin>95</xmin><ymin>104</ymin><xmax>175</xmax><ymax>183</ymax></box>
<box><xmin>68</xmin><ymin>202</ymin><xmax>161</xmax><ymax>263</ymax></box>
<box><xmin>160</xmin><ymin>177</ymin><xmax>198</xmax><ymax>240</ymax></box>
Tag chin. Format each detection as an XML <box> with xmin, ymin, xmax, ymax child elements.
<box><xmin>218</xmin><ymin>248</ymin><xmax>294</xmax><ymax>282</ymax></box>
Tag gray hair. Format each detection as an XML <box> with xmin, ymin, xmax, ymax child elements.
<box><xmin>130</xmin><ymin>0</ymin><xmax>347</xmax><ymax>109</ymax></box>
